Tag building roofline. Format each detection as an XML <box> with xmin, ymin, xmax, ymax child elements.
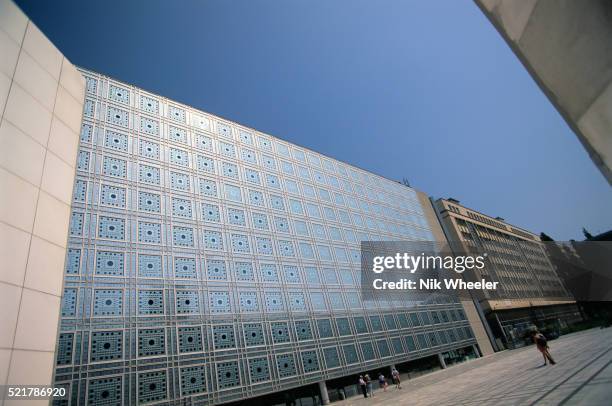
<box><xmin>434</xmin><ymin>196</ymin><xmax>538</xmax><ymax>238</ymax></box>
<box><xmin>76</xmin><ymin>65</ymin><xmax>422</xmax><ymax>196</ymax></box>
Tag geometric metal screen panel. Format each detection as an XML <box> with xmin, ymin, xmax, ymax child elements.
<box><xmin>53</xmin><ymin>69</ymin><xmax>476</xmax><ymax>405</ymax></box>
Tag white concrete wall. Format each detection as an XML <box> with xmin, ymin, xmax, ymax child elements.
<box><xmin>475</xmin><ymin>0</ymin><xmax>612</xmax><ymax>184</ymax></box>
<box><xmin>0</xmin><ymin>0</ymin><xmax>84</xmax><ymax>401</ymax></box>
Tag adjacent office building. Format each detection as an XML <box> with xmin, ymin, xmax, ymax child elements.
<box><xmin>433</xmin><ymin>198</ymin><xmax>582</xmax><ymax>350</ymax></box>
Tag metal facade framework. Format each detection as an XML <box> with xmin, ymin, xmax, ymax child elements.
<box><xmin>53</xmin><ymin>69</ymin><xmax>477</xmax><ymax>405</ymax></box>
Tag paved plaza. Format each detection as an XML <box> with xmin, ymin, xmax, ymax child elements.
<box><xmin>339</xmin><ymin>328</ymin><xmax>612</xmax><ymax>406</ymax></box>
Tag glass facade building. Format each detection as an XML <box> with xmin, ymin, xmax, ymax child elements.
<box><xmin>52</xmin><ymin>69</ymin><xmax>478</xmax><ymax>405</ymax></box>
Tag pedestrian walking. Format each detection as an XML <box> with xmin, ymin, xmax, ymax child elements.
<box><xmin>378</xmin><ymin>372</ymin><xmax>388</xmax><ymax>391</ymax></box>
<box><xmin>364</xmin><ymin>374</ymin><xmax>373</xmax><ymax>397</ymax></box>
<box><xmin>391</xmin><ymin>367</ymin><xmax>402</xmax><ymax>389</ymax></box>
<box><xmin>531</xmin><ymin>330</ymin><xmax>556</xmax><ymax>366</ymax></box>
<box><xmin>358</xmin><ymin>375</ymin><xmax>367</xmax><ymax>398</ymax></box>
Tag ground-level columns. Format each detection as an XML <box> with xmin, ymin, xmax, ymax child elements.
<box><xmin>438</xmin><ymin>353</ymin><xmax>447</xmax><ymax>369</ymax></box>
<box><xmin>319</xmin><ymin>380</ymin><xmax>330</xmax><ymax>405</ymax></box>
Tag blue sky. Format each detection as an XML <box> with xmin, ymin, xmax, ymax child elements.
<box><xmin>16</xmin><ymin>0</ymin><xmax>611</xmax><ymax>240</ymax></box>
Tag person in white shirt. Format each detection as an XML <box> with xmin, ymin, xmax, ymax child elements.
<box><xmin>358</xmin><ymin>375</ymin><xmax>368</xmax><ymax>398</ymax></box>
<box><xmin>391</xmin><ymin>367</ymin><xmax>402</xmax><ymax>389</ymax></box>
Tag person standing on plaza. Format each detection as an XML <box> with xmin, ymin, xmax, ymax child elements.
<box><xmin>531</xmin><ymin>330</ymin><xmax>556</xmax><ymax>365</ymax></box>
<box><xmin>365</xmin><ymin>374</ymin><xmax>373</xmax><ymax>397</ymax></box>
<box><xmin>391</xmin><ymin>367</ymin><xmax>402</xmax><ymax>389</ymax></box>
<box><xmin>378</xmin><ymin>372</ymin><xmax>388</xmax><ymax>392</ymax></box>
<box><xmin>358</xmin><ymin>375</ymin><xmax>368</xmax><ymax>398</ymax></box>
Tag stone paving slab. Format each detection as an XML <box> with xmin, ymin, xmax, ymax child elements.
<box><xmin>337</xmin><ymin>328</ymin><xmax>612</xmax><ymax>406</ymax></box>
